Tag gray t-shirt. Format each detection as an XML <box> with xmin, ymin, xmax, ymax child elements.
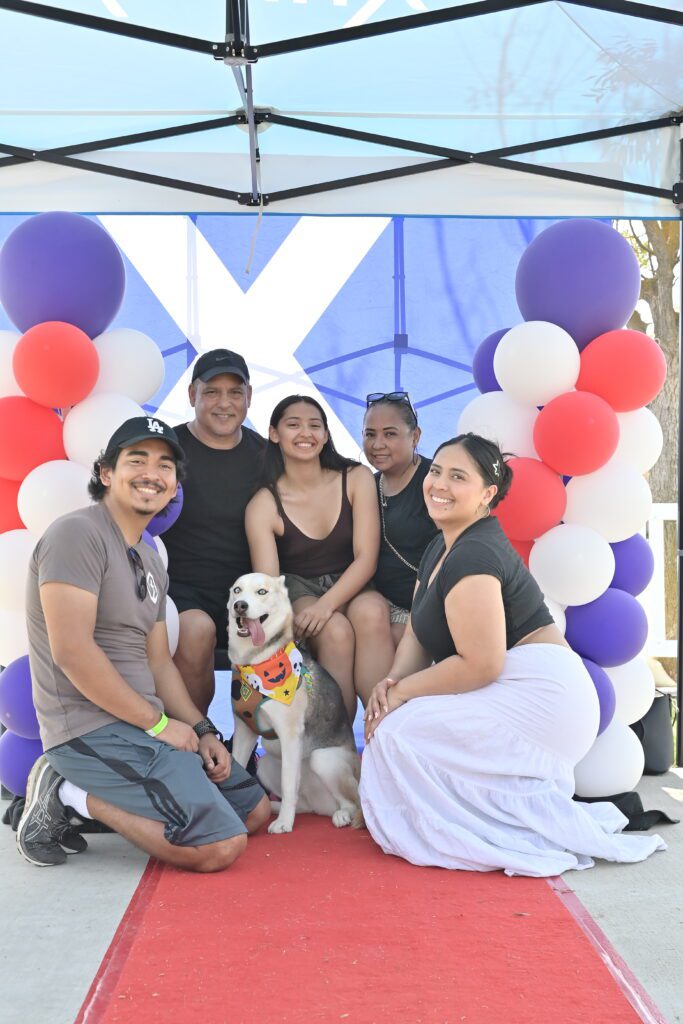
<box><xmin>26</xmin><ymin>502</ymin><xmax>168</xmax><ymax>751</ymax></box>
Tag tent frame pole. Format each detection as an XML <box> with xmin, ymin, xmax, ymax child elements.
<box><xmin>677</xmin><ymin>136</ymin><xmax>683</xmax><ymax>766</ymax></box>
<box><xmin>0</xmin><ymin>112</ymin><xmax>676</xmax><ymax>207</ymax></box>
<box><xmin>247</xmin><ymin>0</ymin><xmax>683</xmax><ymax>58</ymax></box>
<box><xmin>0</xmin><ymin>0</ymin><xmax>227</xmax><ymax>55</ymax></box>
<box><xmin>1</xmin><ymin>0</ymin><xmax>681</xmax><ymax>60</ymax></box>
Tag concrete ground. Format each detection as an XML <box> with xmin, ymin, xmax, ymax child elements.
<box><xmin>1</xmin><ymin>742</ymin><xmax>680</xmax><ymax>1024</ymax></box>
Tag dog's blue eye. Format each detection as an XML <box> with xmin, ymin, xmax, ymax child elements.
<box><xmin>257</xmin><ymin>589</ymin><xmax>268</xmax><ymax>596</ymax></box>
<box><xmin>233</xmin><ymin>587</ymin><xmax>241</xmax><ymax>594</ymax></box>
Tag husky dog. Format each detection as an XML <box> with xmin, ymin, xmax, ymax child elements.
<box><xmin>228</xmin><ymin>572</ymin><xmax>360</xmax><ymax>834</ymax></box>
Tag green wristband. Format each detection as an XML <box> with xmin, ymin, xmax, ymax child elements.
<box><xmin>145</xmin><ymin>713</ymin><xmax>169</xmax><ymax>737</ymax></box>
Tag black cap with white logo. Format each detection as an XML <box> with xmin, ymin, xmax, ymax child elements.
<box><xmin>105</xmin><ymin>416</ymin><xmax>185</xmax><ymax>462</ymax></box>
<box><xmin>191</xmin><ymin>349</ymin><xmax>250</xmax><ymax>384</ymax></box>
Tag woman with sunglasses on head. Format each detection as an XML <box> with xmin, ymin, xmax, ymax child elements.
<box><xmin>245</xmin><ymin>395</ymin><xmax>382</xmax><ymax>723</ymax></box>
<box><xmin>360</xmin><ymin>391</ymin><xmax>437</xmax><ymax>646</ymax></box>
<box><xmin>358</xmin><ymin>433</ymin><xmax>664</xmax><ymax>876</ymax></box>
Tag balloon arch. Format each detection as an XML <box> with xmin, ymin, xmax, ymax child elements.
<box><xmin>0</xmin><ymin>211</ymin><xmax>668</xmax><ymax>801</ymax></box>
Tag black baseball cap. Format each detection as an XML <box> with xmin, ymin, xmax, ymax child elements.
<box><xmin>106</xmin><ymin>416</ymin><xmax>185</xmax><ymax>462</ymax></box>
<box><xmin>191</xmin><ymin>349</ymin><xmax>250</xmax><ymax>384</ymax></box>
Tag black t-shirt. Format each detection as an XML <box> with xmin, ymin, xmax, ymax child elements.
<box><xmin>411</xmin><ymin>517</ymin><xmax>553</xmax><ymax>663</ymax></box>
<box><xmin>163</xmin><ymin>423</ymin><xmax>266</xmax><ymax>596</ymax></box>
<box><xmin>374</xmin><ymin>459</ymin><xmax>438</xmax><ymax>611</ymax></box>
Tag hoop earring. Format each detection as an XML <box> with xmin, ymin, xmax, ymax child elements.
<box><xmin>479</xmin><ymin>503</ymin><xmax>491</xmax><ymax>518</ymax></box>
<box><xmin>412</xmin><ymin>447</ymin><xmax>419</xmax><ymax>466</ymax></box>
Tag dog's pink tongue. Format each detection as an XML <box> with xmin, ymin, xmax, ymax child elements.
<box><xmin>245</xmin><ymin>617</ymin><xmax>266</xmax><ymax>647</ymax></box>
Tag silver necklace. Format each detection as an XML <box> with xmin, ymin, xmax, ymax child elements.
<box><xmin>378</xmin><ymin>473</ymin><xmax>419</xmax><ymax>574</ymax></box>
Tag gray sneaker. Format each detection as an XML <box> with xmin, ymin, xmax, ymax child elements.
<box><xmin>16</xmin><ymin>756</ymin><xmax>87</xmax><ymax>866</ymax></box>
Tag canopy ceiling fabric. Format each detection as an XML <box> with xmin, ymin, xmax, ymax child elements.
<box><xmin>0</xmin><ymin>0</ymin><xmax>682</xmax><ymax>215</ymax></box>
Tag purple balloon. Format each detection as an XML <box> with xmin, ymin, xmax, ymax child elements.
<box><xmin>0</xmin><ymin>656</ymin><xmax>39</xmax><ymax>740</ymax></box>
<box><xmin>0</xmin><ymin>731</ymin><xmax>43</xmax><ymax>797</ymax></box>
<box><xmin>142</xmin><ymin>529</ymin><xmax>156</xmax><ymax>550</ymax></box>
<box><xmin>581</xmin><ymin>657</ymin><xmax>616</xmax><ymax>736</ymax></box>
<box><xmin>565</xmin><ymin>588</ymin><xmax>648</xmax><ymax>668</ymax></box>
<box><xmin>147</xmin><ymin>483</ymin><xmax>184</xmax><ymax>537</ymax></box>
<box><xmin>472</xmin><ymin>328</ymin><xmax>508</xmax><ymax>393</ymax></box>
<box><xmin>0</xmin><ymin>212</ymin><xmax>125</xmax><ymax>338</ymax></box>
<box><xmin>515</xmin><ymin>220</ymin><xmax>641</xmax><ymax>350</ymax></box>
<box><xmin>610</xmin><ymin>534</ymin><xmax>655</xmax><ymax>597</ymax></box>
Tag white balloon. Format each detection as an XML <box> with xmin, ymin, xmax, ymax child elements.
<box><xmin>166</xmin><ymin>596</ymin><xmax>179</xmax><ymax>656</ymax></box>
<box><xmin>153</xmin><ymin>534</ymin><xmax>168</xmax><ymax>570</ymax></box>
<box><xmin>0</xmin><ymin>330</ymin><xmax>23</xmax><ymax>398</ymax></box>
<box><xmin>63</xmin><ymin>392</ymin><xmax>145</xmax><ymax>468</ymax></box>
<box><xmin>529</xmin><ymin>523</ymin><xmax>615</xmax><ymax>607</ymax></box>
<box><xmin>93</xmin><ymin>328</ymin><xmax>165</xmax><ymax>405</ymax></box>
<box><xmin>493</xmin><ymin>321</ymin><xmax>580</xmax><ymax>407</ymax></box>
<box><xmin>606</xmin><ymin>657</ymin><xmax>655</xmax><ymax>726</ymax></box>
<box><xmin>574</xmin><ymin>718</ymin><xmax>644</xmax><ymax>798</ymax></box>
<box><xmin>457</xmin><ymin>391</ymin><xmax>538</xmax><ymax>458</ymax></box>
<box><xmin>613</xmin><ymin>408</ymin><xmax>663</xmax><ymax>474</ymax></box>
<box><xmin>544</xmin><ymin>597</ymin><xmax>566</xmax><ymax>635</ymax></box>
<box><xmin>564</xmin><ymin>460</ymin><xmax>653</xmax><ymax>543</ymax></box>
<box><xmin>0</xmin><ymin>608</ymin><xmax>29</xmax><ymax>666</ymax></box>
<box><xmin>0</xmin><ymin>530</ymin><xmax>36</xmax><ymax>613</ymax></box>
<box><xmin>18</xmin><ymin>460</ymin><xmax>92</xmax><ymax>538</ymax></box>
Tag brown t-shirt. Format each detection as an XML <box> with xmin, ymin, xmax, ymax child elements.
<box><xmin>26</xmin><ymin>502</ymin><xmax>168</xmax><ymax>751</ymax></box>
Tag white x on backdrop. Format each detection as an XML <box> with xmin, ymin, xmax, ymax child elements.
<box><xmin>100</xmin><ymin>215</ymin><xmax>391</xmax><ymax>454</ymax></box>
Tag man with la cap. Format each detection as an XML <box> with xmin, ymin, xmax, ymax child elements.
<box><xmin>162</xmin><ymin>349</ymin><xmax>266</xmax><ymax>714</ymax></box>
<box><xmin>18</xmin><ymin>415</ymin><xmax>269</xmax><ymax>869</ymax></box>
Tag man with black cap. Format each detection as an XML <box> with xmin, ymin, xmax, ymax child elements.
<box><xmin>17</xmin><ymin>415</ymin><xmax>269</xmax><ymax>869</ymax></box>
<box><xmin>162</xmin><ymin>349</ymin><xmax>266</xmax><ymax>714</ymax></box>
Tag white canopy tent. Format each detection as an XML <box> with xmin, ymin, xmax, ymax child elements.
<box><xmin>0</xmin><ymin>0</ymin><xmax>681</xmax><ymax>216</ymax></box>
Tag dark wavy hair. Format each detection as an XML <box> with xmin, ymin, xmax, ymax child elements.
<box><xmin>432</xmin><ymin>433</ymin><xmax>513</xmax><ymax>509</ymax></box>
<box><xmin>261</xmin><ymin>394</ymin><xmax>360</xmax><ymax>491</ymax></box>
<box><xmin>88</xmin><ymin>444</ymin><xmax>187</xmax><ymax>516</ymax></box>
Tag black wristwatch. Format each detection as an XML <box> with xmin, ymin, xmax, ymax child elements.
<box><xmin>193</xmin><ymin>717</ymin><xmax>223</xmax><ymax>742</ymax></box>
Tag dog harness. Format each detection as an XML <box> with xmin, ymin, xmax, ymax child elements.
<box><xmin>232</xmin><ymin>641</ymin><xmax>313</xmax><ymax>739</ymax></box>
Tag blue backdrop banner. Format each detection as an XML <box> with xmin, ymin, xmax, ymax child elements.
<box><xmin>0</xmin><ymin>214</ymin><xmax>560</xmax><ymax>456</ymax></box>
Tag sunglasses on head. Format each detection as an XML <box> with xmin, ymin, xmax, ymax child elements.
<box><xmin>365</xmin><ymin>391</ymin><xmax>417</xmax><ymax>421</ymax></box>
<box><xmin>127</xmin><ymin>547</ymin><xmax>148</xmax><ymax>602</ymax></box>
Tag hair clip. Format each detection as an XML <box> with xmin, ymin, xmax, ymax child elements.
<box><xmin>492</xmin><ymin>460</ymin><xmax>500</xmax><ymax>477</ymax></box>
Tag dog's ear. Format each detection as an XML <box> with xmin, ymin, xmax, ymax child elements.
<box><xmin>278</xmin><ymin>575</ymin><xmax>286</xmax><ymax>588</ymax></box>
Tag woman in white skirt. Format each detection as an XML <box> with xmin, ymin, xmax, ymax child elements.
<box><xmin>359</xmin><ymin>433</ymin><xmax>665</xmax><ymax>877</ymax></box>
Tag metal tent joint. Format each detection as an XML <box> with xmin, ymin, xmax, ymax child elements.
<box><xmin>236</xmin><ymin>193</ymin><xmax>270</xmax><ymax>206</ymax></box>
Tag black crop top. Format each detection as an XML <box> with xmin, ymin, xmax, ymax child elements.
<box><xmin>411</xmin><ymin>517</ymin><xmax>553</xmax><ymax>663</ymax></box>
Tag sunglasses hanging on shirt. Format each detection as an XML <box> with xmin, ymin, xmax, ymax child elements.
<box><xmin>127</xmin><ymin>547</ymin><xmax>148</xmax><ymax>601</ymax></box>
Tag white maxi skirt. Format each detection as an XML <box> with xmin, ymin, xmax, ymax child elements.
<box><xmin>359</xmin><ymin>644</ymin><xmax>666</xmax><ymax>877</ymax></box>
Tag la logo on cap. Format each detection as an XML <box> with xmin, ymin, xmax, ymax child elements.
<box><xmin>147</xmin><ymin>418</ymin><xmax>164</xmax><ymax>435</ymax></box>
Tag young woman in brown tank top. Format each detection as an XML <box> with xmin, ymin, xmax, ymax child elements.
<box><xmin>245</xmin><ymin>395</ymin><xmax>383</xmax><ymax>723</ymax></box>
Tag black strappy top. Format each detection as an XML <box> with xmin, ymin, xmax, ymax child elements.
<box><xmin>273</xmin><ymin>467</ymin><xmax>355</xmax><ymax>577</ymax></box>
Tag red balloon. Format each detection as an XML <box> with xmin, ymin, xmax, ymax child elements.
<box><xmin>13</xmin><ymin>320</ymin><xmax>99</xmax><ymax>408</ymax></box>
<box><xmin>534</xmin><ymin>391</ymin><xmax>619</xmax><ymax>476</ymax></box>
<box><xmin>0</xmin><ymin>397</ymin><xmax>66</xmax><ymax>481</ymax></box>
<box><xmin>509</xmin><ymin>537</ymin><xmax>533</xmax><ymax>566</ymax></box>
<box><xmin>576</xmin><ymin>329</ymin><xmax>667</xmax><ymax>412</ymax></box>
<box><xmin>0</xmin><ymin>477</ymin><xmax>24</xmax><ymax>533</ymax></box>
<box><xmin>493</xmin><ymin>457</ymin><xmax>566</xmax><ymax>541</ymax></box>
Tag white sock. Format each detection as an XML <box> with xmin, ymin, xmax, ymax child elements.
<box><xmin>59</xmin><ymin>780</ymin><xmax>92</xmax><ymax>819</ymax></box>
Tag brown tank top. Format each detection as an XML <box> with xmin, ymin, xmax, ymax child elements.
<box><xmin>273</xmin><ymin>467</ymin><xmax>355</xmax><ymax>577</ymax></box>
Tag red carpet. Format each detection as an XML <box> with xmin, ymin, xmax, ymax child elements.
<box><xmin>76</xmin><ymin>816</ymin><xmax>658</xmax><ymax>1024</ymax></box>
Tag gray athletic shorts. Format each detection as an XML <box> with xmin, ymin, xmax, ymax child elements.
<box><xmin>46</xmin><ymin>722</ymin><xmax>266</xmax><ymax>847</ymax></box>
